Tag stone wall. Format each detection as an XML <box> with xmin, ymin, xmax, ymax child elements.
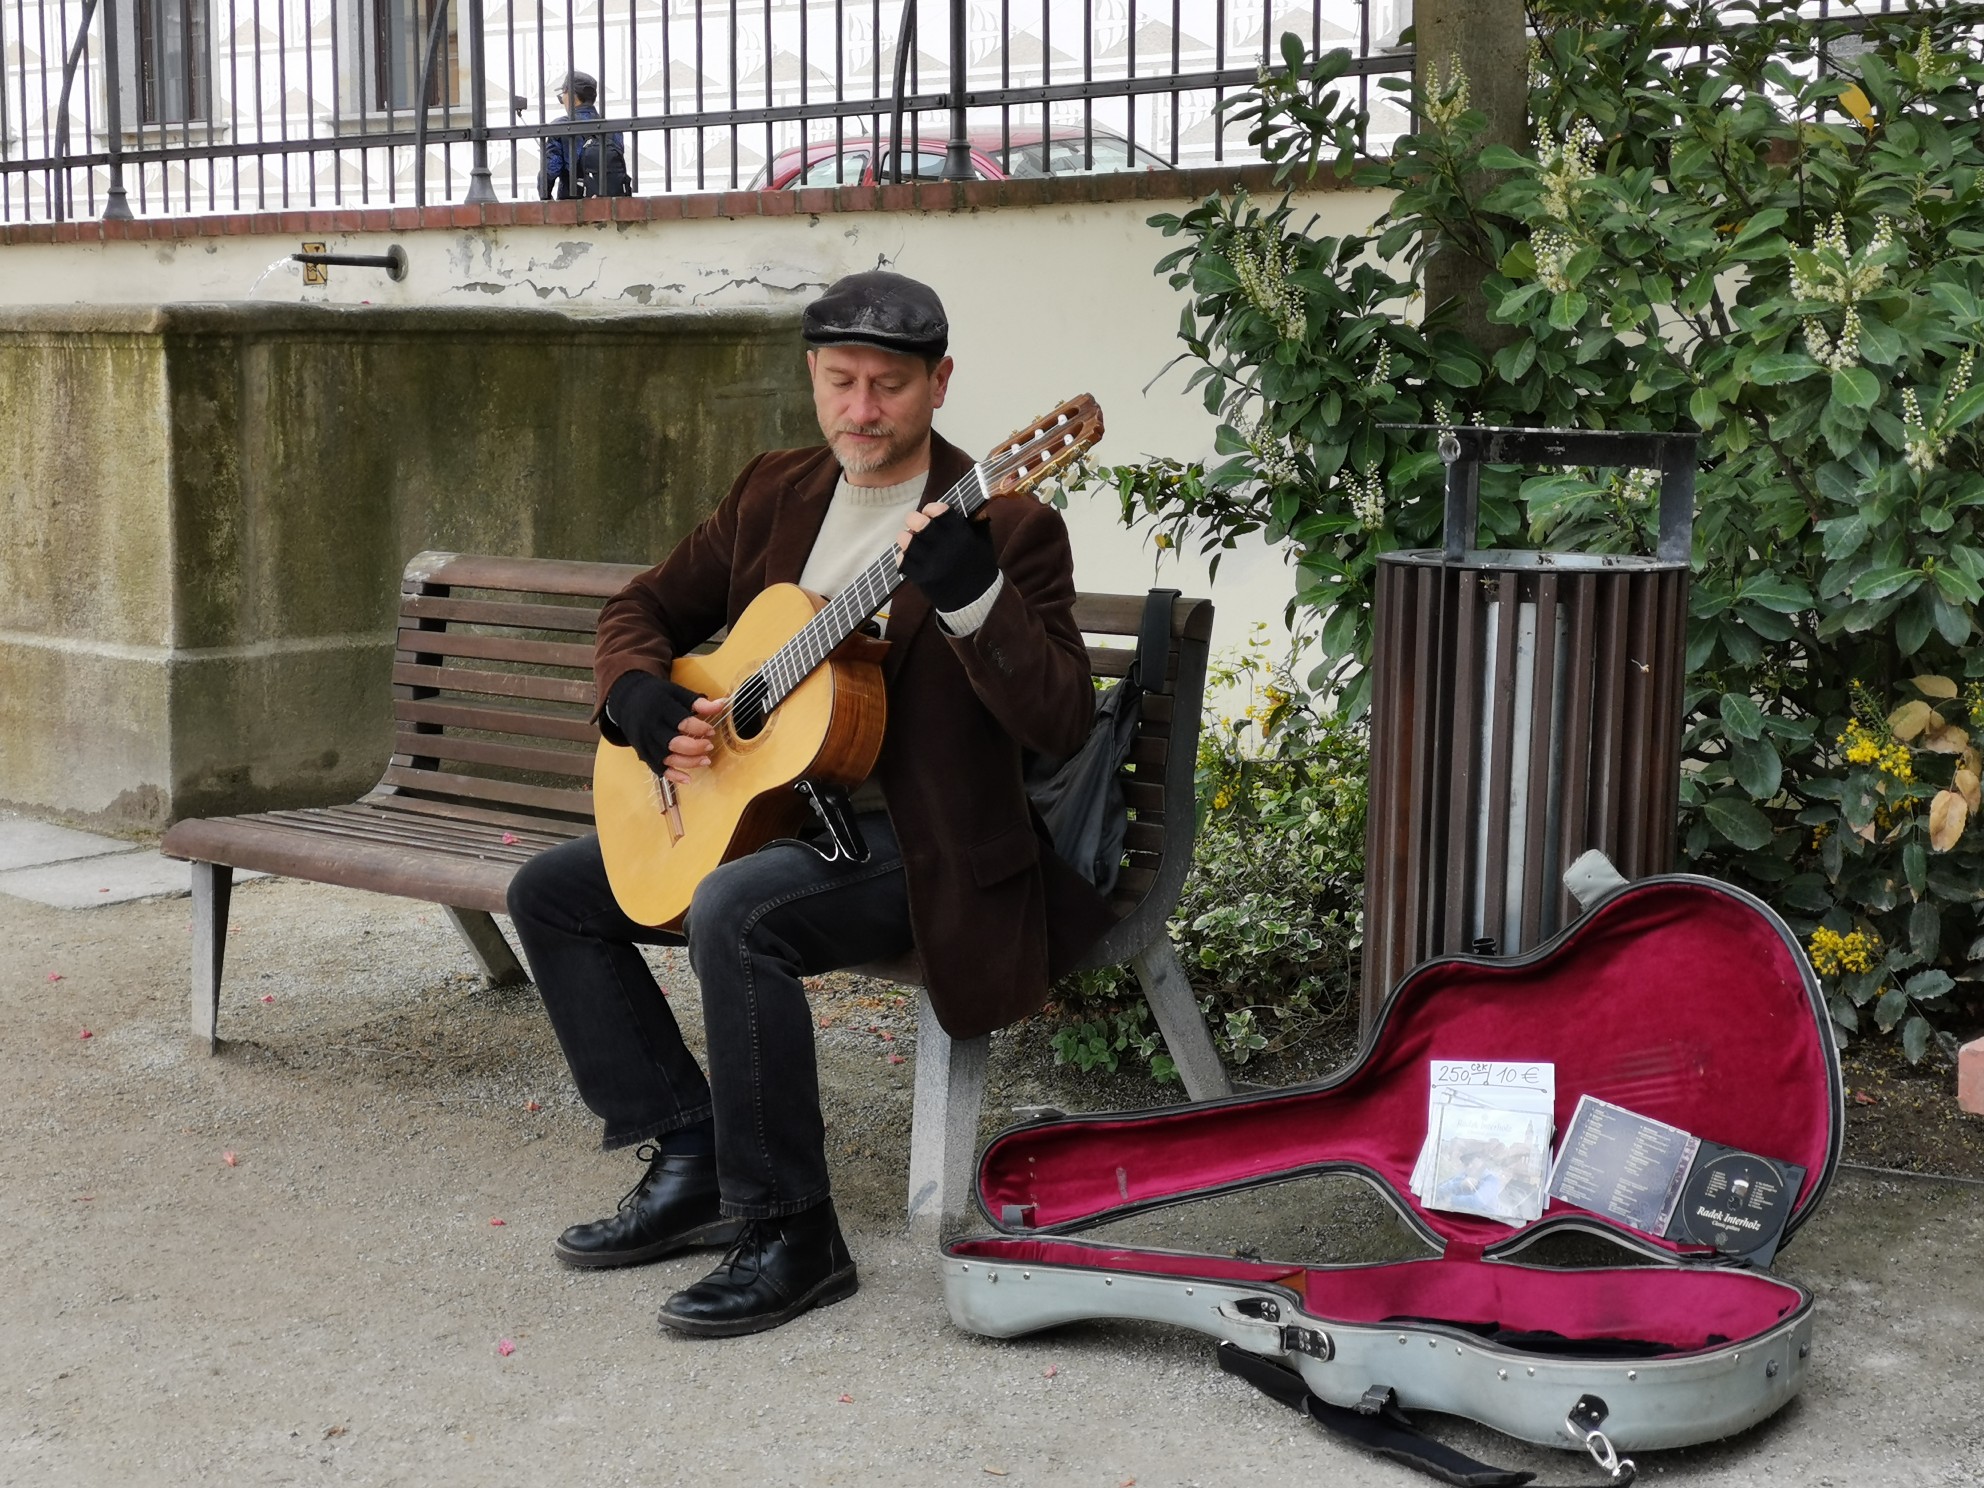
<box><xmin>0</xmin><ymin>302</ymin><xmax>815</xmax><ymax>828</ymax></box>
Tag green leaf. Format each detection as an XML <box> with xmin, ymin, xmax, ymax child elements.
<box><xmin>1548</xmin><ymin>292</ymin><xmax>1588</xmax><ymax>331</ymax></box>
<box><xmin>1874</xmin><ymin>987</ymin><xmax>1910</xmax><ymax>1033</ymax></box>
<box><xmin>1477</xmin><ymin>143</ymin><xmax>1532</xmax><ymax>171</ymax></box>
<box><xmin>1703</xmin><ymin>795</ymin><xmax>1773</xmax><ymax>850</ymax></box>
<box><xmin>1944</xmin><ymin>385</ymin><xmax>1984</xmax><ymax>430</ymax></box>
<box><xmin>1904</xmin><ymin>969</ymin><xmax>1955</xmax><ymax>1002</ymax></box>
<box><xmin>1689</xmin><ymin>385</ymin><xmax>1718</xmax><ymax>430</ymax></box>
<box><xmin>1910</xmin><ymin>900</ymin><xmax>1941</xmax><ymax>961</ymax></box>
<box><xmin>1831</xmin><ymin>367</ymin><xmax>1881</xmax><ymax>410</ymax></box>
<box><xmin>1730</xmin><ymin>737</ymin><xmax>1783</xmax><ymax>800</ymax></box>
<box><xmin>1736</xmin><ymin>576</ymin><xmax>1814</xmax><ymax>613</ymax></box>
<box><xmin>1719</xmin><ymin>692</ymin><xmax>1765</xmax><ymax>741</ymax></box>
<box><xmin>1819</xmin><ymin>513</ymin><xmax>1869</xmax><ymax>562</ymax></box>
<box><xmin>1904</xmin><ymin>840</ymin><xmax>1928</xmax><ymax>896</ymax></box>
<box><xmin>1901</xmin><ymin>1015</ymin><xmax>1932</xmax><ymax>1064</ymax></box>
<box><xmin>1749</xmin><ymin>352</ymin><xmax>1822</xmax><ymax>385</ymax></box>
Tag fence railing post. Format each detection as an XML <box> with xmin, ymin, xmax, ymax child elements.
<box><xmin>100</xmin><ymin>0</ymin><xmax>132</xmax><ymax>218</ymax></box>
<box><xmin>464</xmin><ymin>0</ymin><xmax>497</xmax><ymax>202</ymax></box>
<box><xmin>941</xmin><ymin>0</ymin><xmax>970</xmax><ymax>178</ymax></box>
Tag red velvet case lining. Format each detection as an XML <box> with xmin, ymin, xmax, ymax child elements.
<box><xmin>977</xmin><ymin>880</ymin><xmax>1839</xmax><ymax>1256</ymax></box>
<box><xmin>948</xmin><ymin>1238</ymin><xmax>1804</xmax><ymax>1351</ymax></box>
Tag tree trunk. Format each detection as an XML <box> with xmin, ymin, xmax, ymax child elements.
<box><xmin>1413</xmin><ymin>0</ymin><xmax>1530</xmax><ymax>351</ymax></box>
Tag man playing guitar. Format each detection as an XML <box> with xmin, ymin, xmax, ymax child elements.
<box><xmin>506</xmin><ymin>271</ymin><xmax>1113</xmax><ymax>1338</ymax></box>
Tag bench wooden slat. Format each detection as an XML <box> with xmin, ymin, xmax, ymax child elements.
<box><xmin>391</xmin><ymin>731</ymin><xmax>594</xmax><ymax>780</ymax></box>
<box><xmin>359</xmin><ymin>792</ymin><xmax>598</xmax><ymax>837</ymax></box>
<box><xmin>1127</xmin><ymin>735</ymin><xmax>1166</xmax><ymax>769</ymax></box>
<box><xmin>393</xmin><ymin>699</ymin><xmax>599</xmax><ymax>745</ymax></box>
<box><xmin>379</xmin><ymin>765</ymin><xmax>596</xmax><ymax>817</ymax></box>
<box><xmin>393</xmin><ymin>662</ymin><xmax>597</xmax><ymax>707</ymax></box>
<box><xmin>400</xmin><ymin>593</ymin><xmax>605</xmax><ymax>634</ymax></box>
<box><xmin>1072</xmin><ymin>593</ymin><xmax>1215</xmax><ymax>641</ymax></box>
<box><xmin>1124</xmin><ymin>780</ymin><xmax>1165</xmax><ymax>813</ymax></box>
<box><xmin>1124</xmin><ymin>820</ymin><xmax>1164</xmax><ymax>854</ymax></box>
<box><xmin>394</xmin><ymin>628</ymin><xmax>595</xmax><ymax>671</ymax></box>
<box><xmin>310</xmin><ymin>803</ymin><xmax>574</xmax><ymax>850</ymax></box>
<box><xmin>253</xmin><ymin>810</ymin><xmax>541</xmax><ymax>862</ymax></box>
<box><xmin>406</xmin><ymin>551</ymin><xmax>649</xmax><ymax>597</ymax></box>
<box><xmin>164</xmin><ymin>814</ymin><xmax>519</xmax><ymax>914</ymax></box>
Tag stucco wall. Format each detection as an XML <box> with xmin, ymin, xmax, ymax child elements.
<box><xmin>0</xmin><ymin>180</ymin><xmax>1392</xmax><ymax>647</ymax></box>
<box><xmin>0</xmin><ymin>303</ymin><xmax>816</xmax><ymax>826</ymax></box>
<box><xmin>1</xmin><ymin>178</ymin><xmax>1394</xmax><ymax>828</ymax></box>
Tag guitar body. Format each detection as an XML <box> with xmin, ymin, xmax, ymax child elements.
<box><xmin>593</xmin><ymin>583</ymin><xmax>888</xmax><ymax>930</ymax></box>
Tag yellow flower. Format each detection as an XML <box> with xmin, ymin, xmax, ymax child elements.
<box><xmin>1808</xmin><ymin>927</ymin><xmax>1880</xmax><ymax>978</ymax></box>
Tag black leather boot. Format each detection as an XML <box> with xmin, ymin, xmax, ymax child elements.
<box><xmin>657</xmin><ymin>1199</ymin><xmax>857</xmax><ymax>1337</ymax></box>
<box><xmin>553</xmin><ymin>1145</ymin><xmax>744</xmax><ymax>1269</ymax></box>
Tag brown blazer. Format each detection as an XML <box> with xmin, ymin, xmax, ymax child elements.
<box><xmin>593</xmin><ymin>432</ymin><xmax>1115</xmax><ymax>1039</ymax></box>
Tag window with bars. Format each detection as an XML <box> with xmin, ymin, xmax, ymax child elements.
<box><xmin>129</xmin><ymin>0</ymin><xmax>212</xmax><ymax>126</ymax></box>
<box><xmin>361</xmin><ymin>0</ymin><xmax>460</xmax><ymax>112</ymax></box>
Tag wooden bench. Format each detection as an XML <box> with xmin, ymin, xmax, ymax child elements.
<box><xmin>161</xmin><ymin>549</ymin><xmax>1228</xmax><ymax>1226</ymax></box>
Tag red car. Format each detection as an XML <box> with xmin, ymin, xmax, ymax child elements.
<box><xmin>750</xmin><ymin>127</ymin><xmax>1170</xmax><ymax>189</ymax></box>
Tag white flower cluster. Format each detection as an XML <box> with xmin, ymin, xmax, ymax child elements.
<box><xmin>1804</xmin><ymin>307</ymin><xmax>1863</xmax><ymax>373</ymax></box>
<box><xmin>1610</xmin><ymin>467</ymin><xmax>1659</xmax><ymax>506</ymax></box>
<box><xmin>1231</xmin><ymin>229</ymin><xmax>1307</xmax><ymax>343</ymax></box>
<box><xmin>1369</xmin><ymin>343</ymin><xmax>1393</xmax><ymax>387</ymax></box>
<box><xmin>1913</xmin><ymin>29</ymin><xmax>1955</xmax><ymax>85</ymax></box>
<box><xmin>1242</xmin><ymin>416</ymin><xmax>1303</xmax><ymax>488</ymax></box>
<box><xmin>1534</xmin><ymin>228</ymin><xmax>1578</xmax><ymax>294</ymax></box>
<box><xmin>1790</xmin><ymin>214</ymin><xmax>1896</xmax><ymax>306</ymax></box>
<box><xmin>1343</xmin><ymin>463</ymin><xmax>1387</xmax><ymax>530</ymax></box>
<box><xmin>1423</xmin><ymin>55</ymin><xmax>1471</xmax><ymax>130</ymax></box>
<box><xmin>1903</xmin><ymin>348</ymin><xmax>1977</xmax><ymax>475</ymax></box>
<box><xmin>1536</xmin><ymin>123</ymin><xmax>1599</xmax><ymax>222</ymax></box>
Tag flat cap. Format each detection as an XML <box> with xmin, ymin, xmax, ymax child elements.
<box><xmin>802</xmin><ymin>271</ymin><xmax>948</xmax><ymax>360</ymax></box>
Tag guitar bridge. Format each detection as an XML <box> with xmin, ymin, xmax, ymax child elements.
<box><xmin>652</xmin><ymin>772</ymin><xmax>686</xmax><ymax>844</ymax></box>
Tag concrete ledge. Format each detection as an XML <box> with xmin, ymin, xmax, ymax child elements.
<box><xmin>0</xmin><ymin>163</ymin><xmax>1311</xmax><ymax>247</ymax></box>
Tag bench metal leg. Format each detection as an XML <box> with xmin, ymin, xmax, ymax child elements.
<box><xmin>906</xmin><ymin>987</ymin><xmax>989</xmax><ymax>1238</ymax></box>
<box><xmin>191</xmin><ymin>862</ymin><xmax>233</xmax><ymax>1053</ymax></box>
<box><xmin>443</xmin><ymin>907</ymin><xmax>527</xmax><ymax>986</ymax></box>
<box><xmin>1132</xmin><ymin>938</ymin><xmax>1231</xmax><ymax>1102</ymax></box>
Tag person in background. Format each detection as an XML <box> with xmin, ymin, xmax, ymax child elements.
<box><xmin>538</xmin><ymin>71</ymin><xmax>632</xmax><ymax>199</ymax></box>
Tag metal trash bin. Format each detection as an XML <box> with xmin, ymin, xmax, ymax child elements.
<box><xmin>1360</xmin><ymin>427</ymin><xmax>1698</xmax><ymax>1029</ymax></box>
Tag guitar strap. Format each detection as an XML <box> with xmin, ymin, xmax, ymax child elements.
<box><xmin>1216</xmin><ymin>1343</ymin><xmax>1637</xmax><ymax>1488</ymax></box>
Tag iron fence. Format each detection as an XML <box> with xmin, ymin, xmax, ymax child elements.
<box><xmin>0</xmin><ymin>0</ymin><xmax>1416</xmax><ymax>222</ymax></box>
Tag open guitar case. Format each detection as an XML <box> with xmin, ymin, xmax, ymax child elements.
<box><xmin>940</xmin><ymin>870</ymin><xmax>1842</xmax><ymax>1484</ymax></box>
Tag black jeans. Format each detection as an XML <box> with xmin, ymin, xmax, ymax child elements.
<box><xmin>506</xmin><ymin>813</ymin><xmax>913</xmax><ymax>1218</ymax></box>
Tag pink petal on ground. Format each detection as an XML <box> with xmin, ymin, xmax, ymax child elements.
<box><xmin>97</xmin><ymin>888</ymin><xmax>109</xmax><ymax>893</ymax></box>
<box><xmin>837</xmin><ymin>1394</ymin><xmax>853</xmax><ymax>1404</ymax></box>
<box><xmin>489</xmin><ymin>1218</ymin><xmax>506</xmax><ymax>1226</ymax></box>
<box><xmin>879</xmin><ymin>1030</ymin><xmax>895</xmax><ymax>1042</ymax></box>
<box><xmin>222</xmin><ymin>1151</ymin><xmax>238</xmax><ymax>1166</ymax></box>
<box><xmin>501</xmin><ymin>833</ymin><xmax>520</xmax><ymax>845</ymax></box>
<box><xmin>1043</xmin><ymin>1365</ymin><xmax>1058</xmax><ymax>1378</ymax></box>
<box><xmin>887</xmin><ymin>1054</ymin><xmax>905</xmax><ymax>1065</ymax></box>
<box><xmin>260</xmin><ymin>994</ymin><xmax>275</xmax><ymax>1003</ymax></box>
<box><xmin>78</xmin><ymin>1028</ymin><xmax>93</xmax><ymax>1040</ymax></box>
<box><xmin>525</xmin><ymin>1101</ymin><xmax>543</xmax><ymax>1112</ymax></box>
<box><xmin>46</xmin><ymin>973</ymin><xmax>63</xmax><ymax>983</ymax></box>
<box><xmin>497</xmin><ymin>1338</ymin><xmax>516</xmax><ymax>1357</ymax></box>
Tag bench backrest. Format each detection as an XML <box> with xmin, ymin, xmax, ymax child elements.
<box><xmin>384</xmin><ymin>552</ymin><xmax>1210</xmax><ymax>946</ymax></box>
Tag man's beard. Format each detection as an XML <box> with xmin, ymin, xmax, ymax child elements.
<box><xmin>827</xmin><ymin>420</ymin><xmax>921</xmax><ymax>476</ymax></box>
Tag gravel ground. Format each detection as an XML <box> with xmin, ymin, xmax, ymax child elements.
<box><xmin>3</xmin><ymin>875</ymin><xmax>1981</xmax><ymax>1488</ymax></box>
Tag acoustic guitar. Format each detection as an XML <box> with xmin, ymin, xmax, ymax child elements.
<box><xmin>594</xmin><ymin>395</ymin><xmax>1106</xmax><ymax>929</ymax></box>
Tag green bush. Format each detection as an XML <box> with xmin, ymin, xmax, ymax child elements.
<box><xmin>1047</xmin><ymin>631</ymin><xmax>1366</xmax><ymax>1082</ymax></box>
<box><xmin>1099</xmin><ymin>0</ymin><xmax>1984</xmax><ymax>1061</ymax></box>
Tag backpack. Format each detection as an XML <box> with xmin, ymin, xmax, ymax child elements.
<box><xmin>576</xmin><ymin>133</ymin><xmax>633</xmax><ymax>197</ymax></box>
<box><xmin>1025</xmin><ymin>588</ymin><xmax>1179</xmax><ymax>894</ymax></box>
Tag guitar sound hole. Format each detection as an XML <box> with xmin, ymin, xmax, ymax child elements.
<box><xmin>730</xmin><ymin>688</ymin><xmax>768</xmax><ymax>741</ymax></box>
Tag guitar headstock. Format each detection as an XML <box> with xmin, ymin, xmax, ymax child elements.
<box><xmin>981</xmin><ymin>394</ymin><xmax>1105</xmax><ymax>501</ymax></box>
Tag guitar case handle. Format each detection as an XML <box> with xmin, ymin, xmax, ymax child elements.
<box><xmin>1215</xmin><ymin>1343</ymin><xmax>1637</xmax><ymax>1488</ymax></box>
